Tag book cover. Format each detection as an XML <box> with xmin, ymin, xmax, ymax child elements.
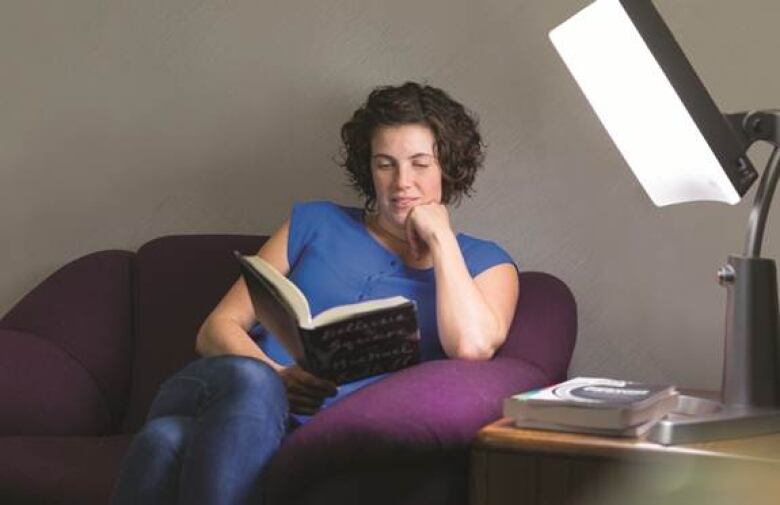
<box><xmin>300</xmin><ymin>303</ymin><xmax>420</xmax><ymax>384</ymax></box>
<box><xmin>512</xmin><ymin>416</ymin><xmax>661</xmax><ymax>438</ymax></box>
<box><xmin>235</xmin><ymin>252</ymin><xmax>422</xmax><ymax>384</ymax></box>
<box><xmin>504</xmin><ymin>377</ymin><xmax>678</xmax><ymax>430</ymax></box>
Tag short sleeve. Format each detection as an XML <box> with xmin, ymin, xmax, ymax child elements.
<box><xmin>287</xmin><ymin>201</ymin><xmax>334</xmax><ymax>269</ymax></box>
<box><xmin>461</xmin><ymin>237</ymin><xmax>516</xmax><ymax>278</ymax></box>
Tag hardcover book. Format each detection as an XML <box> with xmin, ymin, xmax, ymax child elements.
<box><xmin>503</xmin><ymin>377</ymin><xmax>678</xmax><ymax>432</ymax></box>
<box><xmin>513</xmin><ymin>417</ymin><xmax>660</xmax><ymax>438</ymax></box>
<box><xmin>235</xmin><ymin>252</ymin><xmax>421</xmax><ymax>384</ymax></box>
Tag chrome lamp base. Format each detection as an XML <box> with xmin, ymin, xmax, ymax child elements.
<box><xmin>651</xmin><ymin>114</ymin><xmax>780</xmax><ymax>446</ymax></box>
<box><xmin>648</xmin><ymin>395</ymin><xmax>780</xmax><ymax>445</ymax></box>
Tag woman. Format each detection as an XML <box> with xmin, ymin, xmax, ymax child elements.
<box><xmin>112</xmin><ymin>82</ymin><xmax>519</xmax><ymax>505</ymax></box>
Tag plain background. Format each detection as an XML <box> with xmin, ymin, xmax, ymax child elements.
<box><xmin>2</xmin><ymin>0</ymin><xmax>778</xmax><ymax>391</ymax></box>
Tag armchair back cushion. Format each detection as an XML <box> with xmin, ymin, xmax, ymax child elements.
<box><xmin>122</xmin><ymin>235</ymin><xmax>266</xmax><ymax>432</ymax></box>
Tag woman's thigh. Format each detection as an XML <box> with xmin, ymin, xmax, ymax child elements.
<box><xmin>147</xmin><ymin>355</ymin><xmax>288</xmax><ymax>428</ymax></box>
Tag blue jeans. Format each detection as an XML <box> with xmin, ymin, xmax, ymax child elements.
<box><xmin>111</xmin><ymin>356</ymin><xmax>289</xmax><ymax>505</ymax></box>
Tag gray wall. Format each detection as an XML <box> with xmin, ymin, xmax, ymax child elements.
<box><xmin>2</xmin><ymin>0</ymin><xmax>778</xmax><ymax>391</ymax></box>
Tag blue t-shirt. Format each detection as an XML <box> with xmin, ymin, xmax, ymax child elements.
<box><xmin>252</xmin><ymin>201</ymin><xmax>514</xmax><ymax>422</ymax></box>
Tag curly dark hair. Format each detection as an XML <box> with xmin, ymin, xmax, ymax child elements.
<box><xmin>339</xmin><ymin>82</ymin><xmax>485</xmax><ymax>210</ymax></box>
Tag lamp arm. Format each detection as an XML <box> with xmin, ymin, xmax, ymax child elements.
<box><xmin>726</xmin><ymin>110</ymin><xmax>780</xmax><ymax>258</ymax></box>
<box><xmin>746</xmin><ymin>146</ymin><xmax>780</xmax><ymax>257</ymax></box>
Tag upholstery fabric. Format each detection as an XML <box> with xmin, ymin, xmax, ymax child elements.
<box><xmin>0</xmin><ymin>328</ymin><xmax>113</xmax><ymax>435</ymax></box>
<box><xmin>1</xmin><ymin>251</ymin><xmax>134</xmax><ymax>432</ymax></box>
<box><xmin>495</xmin><ymin>271</ymin><xmax>577</xmax><ymax>381</ymax></box>
<box><xmin>0</xmin><ymin>435</ymin><xmax>132</xmax><ymax>505</ymax></box>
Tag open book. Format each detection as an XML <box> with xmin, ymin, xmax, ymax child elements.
<box><xmin>235</xmin><ymin>252</ymin><xmax>421</xmax><ymax>384</ymax></box>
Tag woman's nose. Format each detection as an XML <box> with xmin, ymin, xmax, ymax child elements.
<box><xmin>393</xmin><ymin>165</ymin><xmax>413</xmax><ymax>188</ymax></box>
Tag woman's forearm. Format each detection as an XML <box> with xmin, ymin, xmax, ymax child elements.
<box><xmin>430</xmin><ymin>231</ymin><xmax>503</xmax><ymax>360</ymax></box>
<box><xmin>196</xmin><ymin>316</ymin><xmax>284</xmax><ymax>373</ymax></box>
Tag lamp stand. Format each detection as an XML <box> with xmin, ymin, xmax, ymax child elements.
<box><xmin>649</xmin><ymin>111</ymin><xmax>780</xmax><ymax>445</ymax></box>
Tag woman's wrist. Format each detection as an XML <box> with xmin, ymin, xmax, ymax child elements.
<box><xmin>197</xmin><ymin>318</ymin><xmax>284</xmax><ymax>372</ymax></box>
<box><xmin>427</xmin><ymin>227</ymin><xmax>459</xmax><ymax>260</ymax></box>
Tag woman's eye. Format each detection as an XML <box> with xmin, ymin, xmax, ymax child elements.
<box><xmin>376</xmin><ymin>163</ymin><xmax>392</xmax><ymax>169</ymax></box>
<box><xmin>413</xmin><ymin>164</ymin><xmax>429</xmax><ymax>169</ymax></box>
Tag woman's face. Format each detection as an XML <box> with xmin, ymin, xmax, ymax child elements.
<box><xmin>370</xmin><ymin>123</ymin><xmax>443</xmax><ymax>232</ymax></box>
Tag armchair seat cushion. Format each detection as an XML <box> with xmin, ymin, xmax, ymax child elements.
<box><xmin>0</xmin><ymin>435</ymin><xmax>131</xmax><ymax>505</ymax></box>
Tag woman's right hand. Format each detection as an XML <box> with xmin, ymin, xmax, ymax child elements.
<box><xmin>278</xmin><ymin>364</ymin><xmax>338</xmax><ymax>415</ymax></box>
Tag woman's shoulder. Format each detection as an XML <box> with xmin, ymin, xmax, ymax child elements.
<box><xmin>292</xmin><ymin>200</ymin><xmax>363</xmax><ymax>224</ymax></box>
<box><xmin>456</xmin><ymin>232</ymin><xmax>508</xmax><ymax>254</ymax></box>
<box><xmin>287</xmin><ymin>200</ymin><xmax>364</xmax><ymax>266</ymax></box>
<box><xmin>292</xmin><ymin>199</ymin><xmax>340</xmax><ymax>216</ymax></box>
<box><xmin>292</xmin><ymin>200</ymin><xmax>362</xmax><ymax>222</ymax></box>
<box><xmin>289</xmin><ymin>200</ymin><xmax>363</xmax><ymax>239</ymax></box>
<box><xmin>456</xmin><ymin>232</ymin><xmax>516</xmax><ymax>276</ymax></box>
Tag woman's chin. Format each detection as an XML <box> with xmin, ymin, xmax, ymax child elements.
<box><xmin>378</xmin><ymin>210</ymin><xmax>408</xmax><ymax>230</ymax></box>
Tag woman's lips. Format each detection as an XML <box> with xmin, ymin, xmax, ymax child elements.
<box><xmin>391</xmin><ymin>197</ymin><xmax>418</xmax><ymax>209</ymax></box>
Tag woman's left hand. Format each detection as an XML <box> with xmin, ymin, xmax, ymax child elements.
<box><xmin>279</xmin><ymin>364</ymin><xmax>337</xmax><ymax>416</ymax></box>
<box><xmin>405</xmin><ymin>203</ymin><xmax>454</xmax><ymax>259</ymax></box>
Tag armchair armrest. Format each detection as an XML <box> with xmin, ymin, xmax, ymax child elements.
<box><xmin>0</xmin><ymin>328</ymin><xmax>113</xmax><ymax>436</ymax></box>
<box><xmin>0</xmin><ymin>250</ymin><xmax>134</xmax><ymax>431</ymax></box>
<box><xmin>266</xmin><ymin>356</ymin><xmax>549</xmax><ymax>501</ymax></box>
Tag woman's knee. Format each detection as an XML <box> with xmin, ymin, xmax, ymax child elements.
<box><xmin>129</xmin><ymin>416</ymin><xmax>194</xmax><ymax>464</ymax></box>
<box><xmin>213</xmin><ymin>356</ymin><xmax>283</xmax><ymax>389</ymax></box>
<box><xmin>203</xmin><ymin>356</ymin><xmax>288</xmax><ymax>411</ymax></box>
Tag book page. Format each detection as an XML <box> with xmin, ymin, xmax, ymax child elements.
<box><xmin>243</xmin><ymin>255</ymin><xmax>312</xmax><ymax>325</ymax></box>
<box><xmin>310</xmin><ymin>296</ymin><xmax>410</xmax><ymax>328</ymax></box>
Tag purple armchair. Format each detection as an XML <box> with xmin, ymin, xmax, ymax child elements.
<box><xmin>0</xmin><ymin>234</ymin><xmax>576</xmax><ymax>505</ymax></box>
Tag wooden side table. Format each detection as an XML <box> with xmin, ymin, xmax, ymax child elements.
<box><xmin>470</xmin><ymin>418</ymin><xmax>780</xmax><ymax>505</ymax></box>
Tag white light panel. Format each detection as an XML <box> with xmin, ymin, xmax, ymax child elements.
<box><xmin>549</xmin><ymin>0</ymin><xmax>740</xmax><ymax>206</ymax></box>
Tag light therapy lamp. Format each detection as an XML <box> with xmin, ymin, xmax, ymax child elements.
<box><xmin>550</xmin><ymin>0</ymin><xmax>780</xmax><ymax>444</ymax></box>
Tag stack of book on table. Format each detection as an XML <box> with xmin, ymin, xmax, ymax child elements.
<box><xmin>503</xmin><ymin>377</ymin><xmax>679</xmax><ymax>437</ymax></box>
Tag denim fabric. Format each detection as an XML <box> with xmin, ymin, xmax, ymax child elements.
<box><xmin>111</xmin><ymin>356</ymin><xmax>288</xmax><ymax>505</ymax></box>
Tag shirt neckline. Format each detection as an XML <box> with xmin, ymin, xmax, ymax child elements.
<box><xmin>347</xmin><ymin>207</ymin><xmax>437</xmax><ymax>275</ymax></box>
<box><xmin>349</xmin><ymin>206</ymin><xmax>467</xmax><ymax>277</ymax></box>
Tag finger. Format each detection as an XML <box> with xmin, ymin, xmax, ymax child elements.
<box><xmin>413</xmin><ymin>230</ymin><xmax>426</xmax><ymax>259</ymax></box>
<box><xmin>285</xmin><ymin>379</ymin><xmax>311</xmax><ymax>396</ymax></box>
<box><xmin>287</xmin><ymin>378</ymin><xmax>336</xmax><ymax>400</ymax></box>
<box><xmin>405</xmin><ymin>213</ymin><xmax>419</xmax><ymax>258</ymax></box>
<box><xmin>286</xmin><ymin>375</ymin><xmax>329</xmax><ymax>397</ymax></box>
<box><xmin>295</xmin><ymin>369</ymin><xmax>338</xmax><ymax>396</ymax></box>
<box><xmin>408</xmin><ymin>226</ymin><xmax>426</xmax><ymax>260</ymax></box>
<box><xmin>290</xmin><ymin>404</ymin><xmax>319</xmax><ymax>416</ymax></box>
<box><xmin>282</xmin><ymin>364</ymin><xmax>336</xmax><ymax>398</ymax></box>
<box><xmin>407</xmin><ymin>228</ymin><xmax>418</xmax><ymax>258</ymax></box>
<box><xmin>288</xmin><ymin>382</ymin><xmax>337</xmax><ymax>402</ymax></box>
<box><xmin>287</xmin><ymin>393</ymin><xmax>324</xmax><ymax>410</ymax></box>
